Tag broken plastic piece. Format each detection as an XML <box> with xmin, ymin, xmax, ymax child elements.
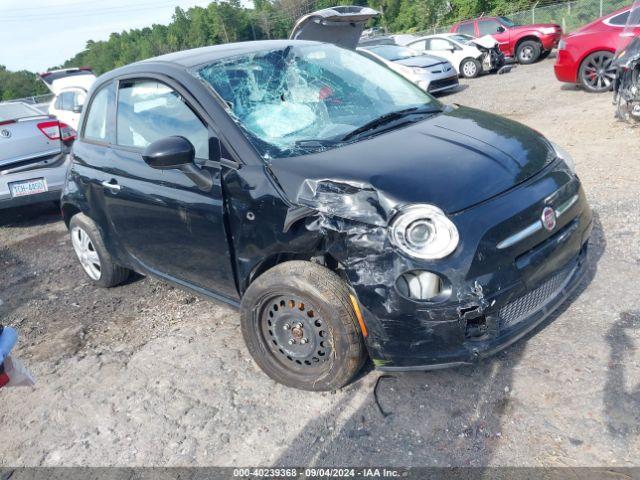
<box><xmin>0</xmin><ymin>326</ymin><xmax>17</xmax><ymax>363</ymax></box>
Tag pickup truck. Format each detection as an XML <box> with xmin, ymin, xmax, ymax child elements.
<box><xmin>0</xmin><ymin>102</ymin><xmax>74</xmax><ymax>209</ymax></box>
<box><xmin>451</xmin><ymin>16</ymin><xmax>563</xmax><ymax>64</ymax></box>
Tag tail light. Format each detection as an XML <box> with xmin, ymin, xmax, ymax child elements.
<box><xmin>59</xmin><ymin>122</ymin><xmax>77</xmax><ymax>142</ymax></box>
<box><xmin>37</xmin><ymin>120</ymin><xmax>61</xmax><ymax>140</ymax></box>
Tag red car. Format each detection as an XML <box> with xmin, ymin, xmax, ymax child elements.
<box><xmin>555</xmin><ymin>6</ymin><xmax>640</xmax><ymax>92</ymax></box>
<box><xmin>451</xmin><ymin>16</ymin><xmax>562</xmax><ymax>64</ymax></box>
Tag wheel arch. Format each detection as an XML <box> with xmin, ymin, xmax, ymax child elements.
<box><xmin>515</xmin><ymin>35</ymin><xmax>543</xmax><ymax>52</ymax></box>
<box><xmin>61</xmin><ymin>202</ymin><xmax>81</xmax><ymax>228</ymax></box>
<box><xmin>242</xmin><ymin>252</ymin><xmax>347</xmax><ymax>296</ymax></box>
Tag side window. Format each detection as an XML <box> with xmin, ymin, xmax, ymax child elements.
<box><xmin>478</xmin><ymin>19</ymin><xmax>502</xmax><ymax>36</ymax></box>
<box><xmin>457</xmin><ymin>22</ymin><xmax>476</xmax><ymax>37</ymax></box>
<box><xmin>407</xmin><ymin>40</ymin><xmax>427</xmax><ymax>52</ymax></box>
<box><xmin>116</xmin><ymin>80</ymin><xmax>209</xmax><ymax>160</ymax></box>
<box><xmin>429</xmin><ymin>38</ymin><xmax>454</xmax><ymax>51</ymax></box>
<box><xmin>59</xmin><ymin>92</ymin><xmax>75</xmax><ymax>111</ymax></box>
<box><xmin>83</xmin><ymin>85</ymin><xmax>111</xmax><ymax>142</ymax></box>
<box><xmin>608</xmin><ymin>11</ymin><xmax>629</xmax><ymax>26</ymax></box>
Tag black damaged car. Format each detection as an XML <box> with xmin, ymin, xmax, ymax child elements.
<box><xmin>62</xmin><ymin>9</ymin><xmax>592</xmax><ymax>391</ymax></box>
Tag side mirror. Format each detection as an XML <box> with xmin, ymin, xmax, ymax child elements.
<box><xmin>496</xmin><ymin>26</ymin><xmax>506</xmax><ymax>33</ymax></box>
<box><xmin>143</xmin><ymin>136</ymin><xmax>213</xmax><ymax>191</ymax></box>
<box><xmin>143</xmin><ymin>136</ymin><xmax>195</xmax><ymax>170</ymax></box>
<box><xmin>73</xmin><ymin>105</ymin><xmax>83</xmax><ymax>114</ymax></box>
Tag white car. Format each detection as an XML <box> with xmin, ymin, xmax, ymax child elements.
<box><xmin>406</xmin><ymin>33</ymin><xmax>505</xmax><ymax>78</ymax></box>
<box><xmin>39</xmin><ymin>68</ymin><xmax>96</xmax><ymax>131</ymax></box>
<box><xmin>357</xmin><ymin>45</ymin><xmax>459</xmax><ymax>94</ymax></box>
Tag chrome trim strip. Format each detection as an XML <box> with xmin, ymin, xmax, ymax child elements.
<box><xmin>497</xmin><ymin>194</ymin><xmax>580</xmax><ymax>250</ymax></box>
<box><xmin>556</xmin><ymin>194</ymin><xmax>579</xmax><ymax>217</ymax></box>
<box><xmin>497</xmin><ymin>221</ymin><xmax>543</xmax><ymax>250</ymax></box>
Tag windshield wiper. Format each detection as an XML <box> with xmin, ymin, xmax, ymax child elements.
<box><xmin>294</xmin><ymin>139</ymin><xmax>343</xmax><ymax>148</ymax></box>
<box><xmin>340</xmin><ymin>106</ymin><xmax>441</xmax><ymax>142</ymax></box>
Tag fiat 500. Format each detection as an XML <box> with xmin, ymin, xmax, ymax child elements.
<box><xmin>62</xmin><ymin>37</ymin><xmax>592</xmax><ymax>391</ymax></box>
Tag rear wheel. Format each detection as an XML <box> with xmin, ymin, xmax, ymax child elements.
<box><xmin>240</xmin><ymin>261</ymin><xmax>367</xmax><ymax>391</ymax></box>
<box><xmin>579</xmin><ymin>51</ymin><xmax>616</xmax><ymax>93</ymax></box>
<box><xmin>69</xmin><ymin>213</ymin><xmax>130</xmax><ymax>288</ymax></box>
<box><xmin>517</xmin><ymin>40</ymin><xmax>541</xmax><ymax>64</ymax></box>
<box><xmin>460</xmin><ymin>58</ymin><xmax>481</xmax><ymax>78</ymax></box>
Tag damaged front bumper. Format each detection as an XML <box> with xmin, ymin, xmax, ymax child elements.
<box><xmin>334</xmin><ymin>162</ymin><xmax>593</xmax><ymax>371</ymax></box>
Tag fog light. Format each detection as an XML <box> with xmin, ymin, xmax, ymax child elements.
<box><xmin>396</xmin><ymin>271</ymin><xmax>447</xmax><ymax>302</ymax></box>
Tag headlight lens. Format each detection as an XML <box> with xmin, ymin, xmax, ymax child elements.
<box><xmin>541</xmin><ymin>27</ymin><xmax>557</xmax><ymax>34</ymax></box>
<box><xmin>551</xmin><ymin>141</ymin><xmax>576</xmax><ymax>174</ymax></box>
<box><xmin>389</xmin><ymin>205</ymin><xmax>459</xmax><ymax>260</ymax></box>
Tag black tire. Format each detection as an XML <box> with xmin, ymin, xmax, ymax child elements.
<box><xmin>539</xmin><ymin>49</ymin><xmax>552</xmax><ymax>60</ymax></box>
<box><xmin>460</xmin><ymin>58</ymin><xmax>481</xmax><ymax>78</ymax></box>
<box><xmin>516</xmin><ymin>40</ymin><xmax>541</xmax><ymax>64</ymax></box>
<box><xmin>69</xmin><ymin>213</ymin><xmax>130</xmax><ymax>288</ymax></box>
<box><xmin>240</xmin><ymin>261</ymin><xmax>367</xmax><ymax>391</ymax></box>
<box><xmin>579</xmin><ymin>51</ymin><xmax>616</xmax><ymax>93</ymax></box>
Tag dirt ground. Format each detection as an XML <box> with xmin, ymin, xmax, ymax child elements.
<box><xmin>1</xmin><ymin>55</ymin><xmax>639</xmax><ymax>468</ymax></box>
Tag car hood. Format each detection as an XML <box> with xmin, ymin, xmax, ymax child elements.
<box><xmin>270</xmin><ymin>106</ymin><xmax>556</xmax><ymax>219</ymax></box>
<box><xmin>395</xmin><ymin>55</ymin><xmax>448</xmax><ymax>67</ymax></box>
<box><xmin>469</xmin><ymin>35</ymin><xmax>499</xmax><ymax>50</ymax></box>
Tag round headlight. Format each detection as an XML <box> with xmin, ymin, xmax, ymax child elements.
<box><xmin>389</xmin><ymin>205</ymin><xmax>459</xmax><ymax>260</ymax></box>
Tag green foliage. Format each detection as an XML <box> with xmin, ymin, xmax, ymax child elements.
<box><xmin>0</xmin><ymin>65</ymin><xmax>48</xmax><ymax>102</ymax></box>
<box><xmin>0</xmin><ymin>0</ymin><xmax>627</xmax><ymax>100</ymax></box>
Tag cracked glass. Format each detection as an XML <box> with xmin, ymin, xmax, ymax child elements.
<box><xmin>197</xmin><ymin>43</ymin><xmax>438</xmax><ymax>159</ymax></box>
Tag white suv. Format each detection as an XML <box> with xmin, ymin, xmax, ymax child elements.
<box><xmin>39</xmin><ymin>68</ymin><xmax>96</xmax><ymax>131</ymax></box>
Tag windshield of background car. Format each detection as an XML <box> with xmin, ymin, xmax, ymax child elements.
<box><xmin>499</xmin><ymin>16</ymin><xmax>518</xmax><ymax>27</ymax></box>
<box><xmin>450</xmin><ymin>34</ymin><xmax>473</xmax><ymax>44</ymax></box>
<box><xmin>197</xmin><ymin>43</ymin><xmax>438</xmax><ymax>159</ymax></box>
<box><xmin>368</xmin><ymin>45</ymin><xmax>418</xmax><ymax>61</ymax></box>
<box><xmin>616</xmin><ymin>1</ymin><xmax>640</xmax><ymax>55</ymax></box>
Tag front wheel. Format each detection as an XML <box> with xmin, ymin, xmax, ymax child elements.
<box><xmin>69</xmin><ymin>213</ymin><xmax>131</xmax><ymax>288</ymax></box>
<box><xmin>460</xmin><ymin>58</ymin><xmax>481</xmax><ymax>78</ymax></box>
<box><xmin>579</xmin><ymin>51</ymin><xmax>616</xmax><ymax>93</ymax></box>
<box><xmin>516</xmin><ymin>40</ymin><xmax>541</xmax><ymax>64</ymax></box>
<box><xmin>240</xmin><ymin>261</ymin><xmax>367</xmax><ymax>391</ymax></box>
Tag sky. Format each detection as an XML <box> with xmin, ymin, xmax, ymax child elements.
<box><xmin>0</xmin><ymin>0</ymin><xmax>253</xmax><ymax>72</ymax></box>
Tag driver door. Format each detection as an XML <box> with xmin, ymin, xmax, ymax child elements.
<box><xmin>102</xmin><ymin>77</ymin><xmax>238</xmax><ymax>300</ymax></box>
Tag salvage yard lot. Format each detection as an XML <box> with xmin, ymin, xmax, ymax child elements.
<box><xmin>1</xmin><ymin>56</ymin><xmax>639</xmax><ymax>467</ymax></box>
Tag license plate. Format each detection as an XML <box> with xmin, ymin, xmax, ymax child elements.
<box><xmin>9</xmin><ymin>178</ymin><xmax>48</xmax><ymax>198</ymax></box>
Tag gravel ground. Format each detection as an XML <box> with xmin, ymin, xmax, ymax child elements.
<box><xmin>1</xmin><ymin>56</ymin><xmax>639</xmax><ymax>467</ymax></box>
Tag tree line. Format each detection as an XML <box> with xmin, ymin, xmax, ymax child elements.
<box><xmin>0</xmin><ymin>0</ymin><xmax>622</xmax><ymax>99</ymax></box>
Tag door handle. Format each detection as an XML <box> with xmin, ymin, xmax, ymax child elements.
<box><xmin>101</xmin><ymin>179</ymin><xmax>121</xmax><ymax>191</ymax></box>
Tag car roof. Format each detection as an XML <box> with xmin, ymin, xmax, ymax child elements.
<box><xmin>144</xmin><ymin>40</ymin><xmax>321</xmax><ymax>67</ymax></box>
<box><xmin>99</xmin><ymin>39</ymin><xmax>322</xmax><ymax>82</ymax></box>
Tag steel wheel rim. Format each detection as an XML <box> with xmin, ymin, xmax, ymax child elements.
<box><xmin>520</xmin><ymin>46</ymin><xmax>535</xmax><ymax>61</ymax></box>
<box><xmin>71</xmin><ymin>226</ymin><xmax>102</xmax><ymax>280</ymax></box>
<box><xmin>582</xmin><ymin>54</ymin><xmax>616</xmax><ymax>90</ymax></box>
<box><xmin>463</xmin><ymin>61</ymin><xmax>477</xmax><ymax>77</ymax></box>
<box><xmin>260</xmin><ymin>295</ymin><xmax>332</xmax><ymax>371</ymax></box>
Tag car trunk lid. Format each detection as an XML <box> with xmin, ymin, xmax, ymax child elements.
<box><xmin>290</xmin><ymin>6</ymin><xmax>380</xmax><ymax>50</ymax></box>
<box><xmin>0</xmin><ymin>104</ymin><xmax>62</xmax><ymax>166</ymax></box>
<box><xmin>38</xmin><ymin>68</ymin><xmax>96</xmax><ymax>95</ymax></box>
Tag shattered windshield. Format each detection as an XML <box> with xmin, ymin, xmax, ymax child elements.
<box><xmin>197</xmin><ymin>43</ymin><xmax>438</xmax><ymax>159</ymax></box>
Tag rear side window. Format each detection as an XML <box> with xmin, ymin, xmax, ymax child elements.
<box><xmin>608</xmin><ymin>11</ymin><xmax>629</xmax><ymax>26</ymax></box>
<box><xmin>478</xmin><ymin>19</ymin><xmax>502</xmax><ymax>35</ymax></box>
<box><xmin>457</xmin><ymin>22</ymin><xmax>476</xmax><ymax>37</ymax></box>
<box><xmin>116</xmin><ymin>80</ymin><xmax>209</xmax><ymax>159</ymax></box>
<box><xmin>83</xmin><ymin>85</ymin><xmax>110</xmax><ymax>142</ymax></box>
